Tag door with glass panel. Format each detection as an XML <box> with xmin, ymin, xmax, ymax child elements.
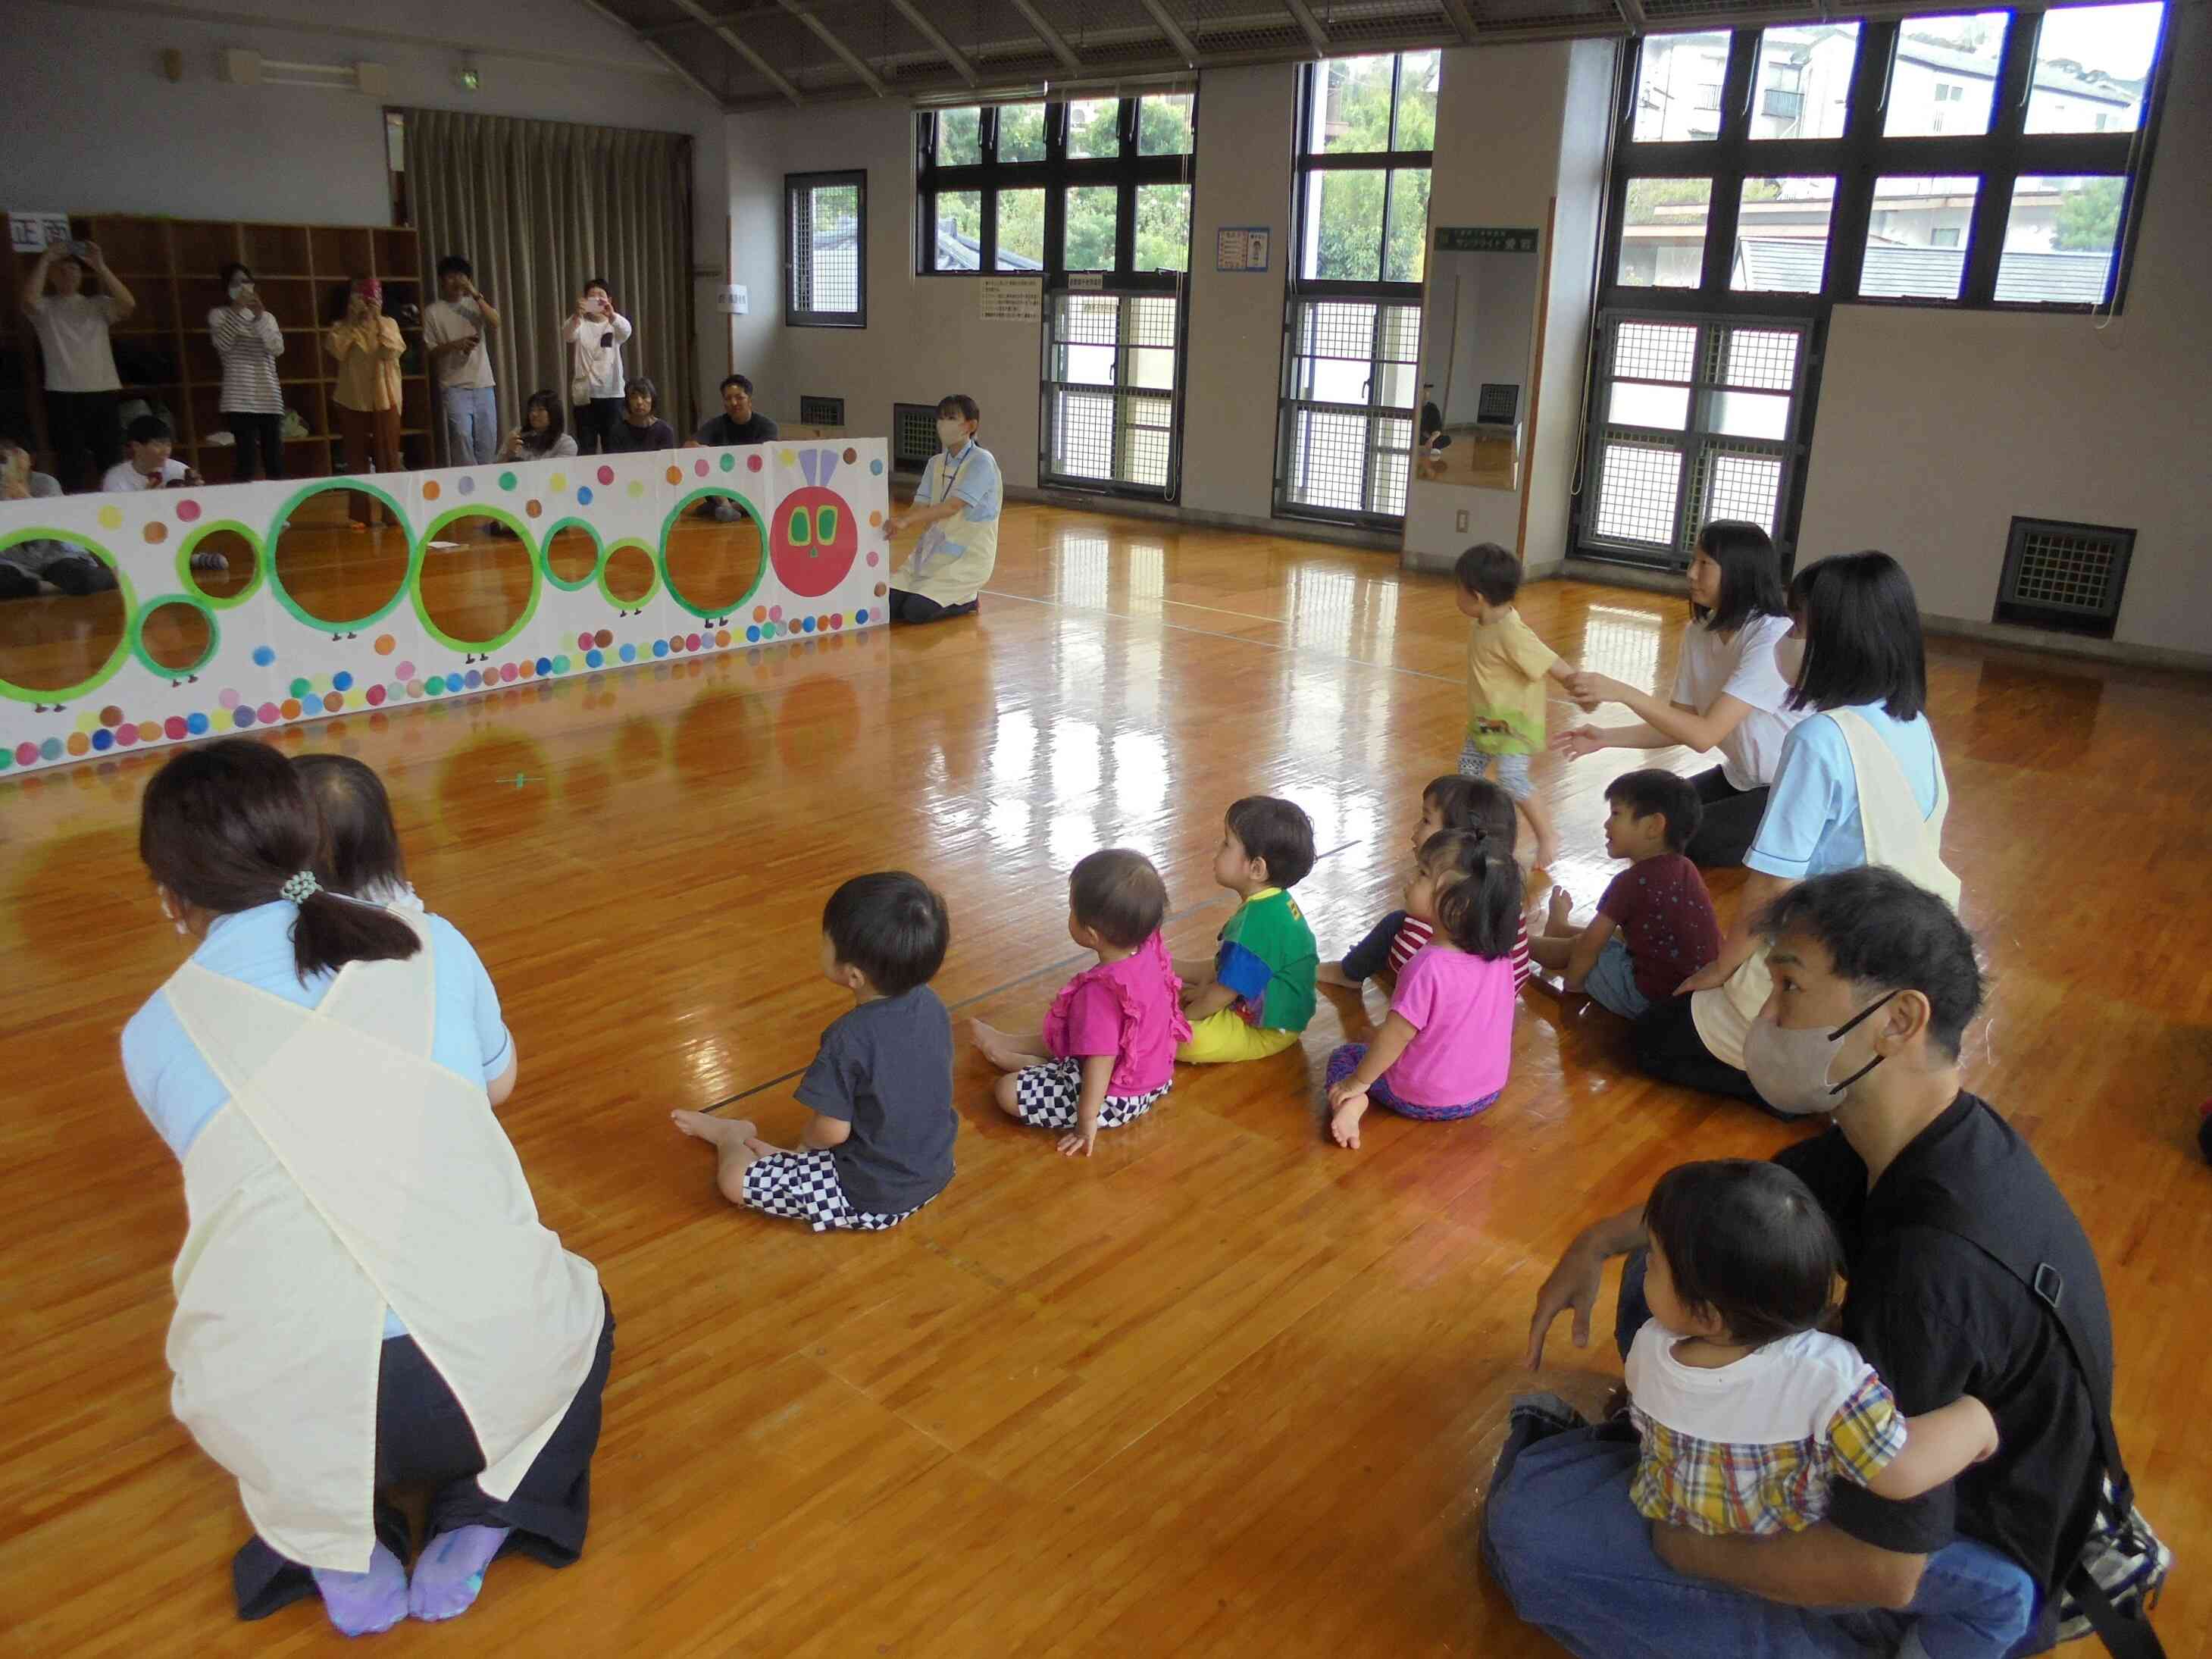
<box><xmin>1043</xmin><ymin>292</ymin><xmax>1183</xmax><ymax>496</ymax></box>
<box><xmin>1276</xmin><ymin>298</ymin><xmax>1420</xmax><ymax>521</ymax></box>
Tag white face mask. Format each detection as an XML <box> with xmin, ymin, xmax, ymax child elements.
<box><xmin>227</xmin><ymin>280</ymin><xmax>250</xmax><ymax>302</ymax></box>
<box><xmin>1774</xmin><ymin>634</ymin><xmax>1806</xmax><ymax>685</ymax></box>
<box><xmin>937</xmin><ymin>420</ymin><xmax>969</xmax><ymax>452</ymax></box>
<box><xmin>1741</xmin><ymin>991</ymin><xmax>1896</xmax><ymax>1116</ymax></box>
<box><xmin>159</xmin><ymin>891</ymin><xmax>187</xmax><ymax>937</ymax></box>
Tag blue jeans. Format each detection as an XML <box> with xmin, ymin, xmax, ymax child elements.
<box><xmin>1481</xmin><ymin>1254</ymin><xmax>2040</xmax><ymax>1659</ymax></box>
<box><xmin>1340</xmin><ymin>909</ymin><xmax>1408</xmax><ymax>981</ymax></box>
<box><xmin>1582</xmin><ymin>934</ymin><xmax>1650</xmax><ymax>1019</ymax></box>
<box><xmin>441</xmin><ymin>385</ymin><xmax>499</xmax><ymax>466</ymax></box>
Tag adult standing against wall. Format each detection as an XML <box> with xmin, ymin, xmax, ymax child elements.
<box><xmin>210</xmin><ymin>263</ymin><xmax>286</xmax><ymax>483</ymax></box>
<box><xmin>1630</xmin><ymin>550</ymin><xmax>1959</xmax><ymax>1107</ymax></box>
<box><xmin>882</xmin><ymin>394</ymin><xmax>1000</xmax><ymax>625</ymax></box>
<box><xmin>561</xmin><ymin>278</ymin><xmax>630</xmax><ymax>456</ymax></box>
<box><xmin>1553</xmin><ymin>523</ymin><xmax>1807</xmax><ymax>866</ymax></box>
<box><xmin>120</xmin><ymin>740</ymin><xmax>613</xmax><ymax>1637</ymax></box>
<box><xmin>422</xmin><ymin>255</ymin><xmax>501</xmax><ymax>468</ymax></box>
<box><xmin>324</xmin><ymin>279</ymin><xmax>405</xmax><ymax>527</ymax></box>
<box><xmin>20</xmin><ymin>240</ymin><xmax>135</xmax><ymax>492</ymax></box>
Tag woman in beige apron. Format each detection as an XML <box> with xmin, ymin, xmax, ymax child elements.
<box><xmin>120</xmin><ymin>740</ymin><xmax>612</xmax><ymax>1636</ymax></box>
<box><xmin>884</xmin><ymin>393</ymin><xmax>1001</xmax><ymax>623</ymax></box>
<box><xmin>1631</xmin><ymin>552</ymin><xmax>1960</xmax><ymax>1110</ymax></box>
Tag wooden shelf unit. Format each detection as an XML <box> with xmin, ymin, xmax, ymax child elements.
<box><xmin>5</xmin><ymin>216</ymin><xmax>427</xmax><ymax>487</ymax></box>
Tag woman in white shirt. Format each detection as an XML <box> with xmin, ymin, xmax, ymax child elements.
<box><xmin>1554</xmin><ymin>522</ymin><xmax>1807</xmax><ymax>866</ymax></box>
<box><xmin>210</xmin><ymin>262</ymin><xmax>286</xmax><ymax>481</ymax></box>
<box><xmin>559</xmin><ymin>277</ymin><xmax>631</xmax><ymax>456</ymax></box>
<box><xmin>20</xmin><ymin>240</ymin><xmax>136</xmax><ymax>490</ymax></box>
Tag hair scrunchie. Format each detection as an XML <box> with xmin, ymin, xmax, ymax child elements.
<box><xmin>280</xmin><ymin>870</ymin><xmax>321</xmax><ymax>905</ymax></box>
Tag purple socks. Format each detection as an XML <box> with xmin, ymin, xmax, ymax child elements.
<box><xmin>311</xmin><ymin>1543</ymin><xmax>408</xmax><ymax>1638</ymax></box>
<box><xmin>406</xmin><ymin>1524</ymin><xmax>513</xmax><ymax>1622</ymax></box>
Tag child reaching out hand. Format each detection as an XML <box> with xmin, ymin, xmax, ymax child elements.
<box><xmin>1455</xmin><ymin>543</ymin><xmax>1582</xmax><ymax>870</ymax></box>
<box><xmin>1324</xmin><ymin>830</ymin><xmax>1523</xmax><ymax>1149</ymax></box>
<box><xmin>974</xmin><ymin>850</ymin><xmax>1190</xmax><ymax>1156</ymax></box>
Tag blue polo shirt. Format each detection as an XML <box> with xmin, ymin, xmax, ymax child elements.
<box><xmin>1744</xmin><ymin>706</ymin><xmax>1941</xmax><ymax>881</ymax></box>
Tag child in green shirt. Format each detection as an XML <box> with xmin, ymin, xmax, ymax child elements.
<box><xmin>1174</xmin><ymin>797</ymin><xmax>1319</xmax><ymax>1064</ymax></box>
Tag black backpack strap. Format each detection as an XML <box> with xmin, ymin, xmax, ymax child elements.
<box><xmin>2067</xmin><ymin>1566</ymin><xmax>2168</xmax><ymax>1659</ymax></box>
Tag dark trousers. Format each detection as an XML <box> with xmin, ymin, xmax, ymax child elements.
<box><xmin>335</xmin><ymin>403</ymin><xmax>402</xmax><ymax>526</ymax></box>
<box><xmin>887</xmin><ymin>588</ymin><xmax>978</xmax><ymax>625</ymax></box>
<box><xmin>1630</xmin><ymin>994</ymin><xmax>1767</xmax><ymax>1107</ymax></box>
<box><xmin>45</xmin><ymin>389</ymin><xmax>120</xmax><ymax>492</ymax></box>
<box><xmin>233</xmin><ymin>1297</ymin><xmax>615</xmax><ymax>1620</ymax></box>
<box><xmin>571</xmin><ymin>397</ymin><xmax>625</xmax><ymax>455</ymax></box>
<box><xmin>1684</xmin><ymin>767</ymin><xmax>1771</xmax><ymax>869</ymax></box>
<box><xmin>1341</xmin><ymin>910</ymin><xmax>1409</xmax><ymax>981</ymax></box>
<box><xmin>226</xmin><ymin>411</ymin><xmax>285</xmax><ymax>482</ymax></box>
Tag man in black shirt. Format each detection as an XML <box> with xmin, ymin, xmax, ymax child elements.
<box><xmin>1491</xmin><ymin>868</ymin><xmax>2126</xmax><ymax>1656</ymax></box>
<box><xmin>690</xmin><ymin>372</ymin><xmax>778</xmax><ymax>449</ymax></box>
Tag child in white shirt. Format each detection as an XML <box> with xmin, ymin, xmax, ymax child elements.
<box><xmin>101</xmin><ymin>414</ymin><xmax>202</xmax><ymax>493</ymax></box>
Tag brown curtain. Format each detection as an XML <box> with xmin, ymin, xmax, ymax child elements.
<box><xmin>402</xmin><ymin>108</ymin><xmax>694</xmax><ymax>458</ymax></box>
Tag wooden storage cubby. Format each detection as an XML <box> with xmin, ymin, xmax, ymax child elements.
<box><xmin>7</xmin><ymin>214</ymin><xmax>427</xmax><ymax>483</ymax></box>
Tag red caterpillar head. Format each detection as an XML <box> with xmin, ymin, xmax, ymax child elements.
<box><xmin>769</xmin><ymin>449</ymin><xmax>859</xmax><ymax>599</ymax></box>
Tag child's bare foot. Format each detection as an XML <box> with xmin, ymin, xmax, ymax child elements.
<box><xmin>671</xmin><ymin>1110</ymin><xmax>756</xmax><ymax>1147</ymax></box>
<box><xmin>1316</xmin><ymin>960</ymin><xmax>1360</xmax><ymax>989</ymax></box>
<box><xmin>1546</xmin><ymin>887</ymin><xmax>1575</xmax><ymax>937</ymax></box>
<box><xmin>971</xmin><ymin>1020</ymin><xmax>1025</xmax><ymax>1072</ymax></box>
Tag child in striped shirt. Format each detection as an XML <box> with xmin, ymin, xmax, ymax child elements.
<box><xmin>1318</xmin><ymin>775</ymin><xmax>1532</xmax><ymax>994</ymax></box>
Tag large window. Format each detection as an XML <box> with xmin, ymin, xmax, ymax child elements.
<box><xmin>1586</xmin><ymin>4</ymin><xmax>2174</xmax><ymax>566</ymax></box>
<box><xmin>786</xmin><ymin>171</ymin><xmax>865</xmax><ymax>328</ymax></box>
<box><xmin>916</xmin><ymin>94</ymin><xmax>1195</xmax><ymax>499</ymax></box>
<box><xmin>1278</xmin><ymin>52</ymin><xmax>1437</xmax><ymax>527</ymax></box>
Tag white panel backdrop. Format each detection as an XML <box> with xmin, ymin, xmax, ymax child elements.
<box><xmin>0</xmin><ymin>440</ymin><xmax>891</xmax><ymax>775</ymax></box>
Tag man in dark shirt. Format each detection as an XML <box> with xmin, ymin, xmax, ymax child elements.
<box><xmin>690</xmin><ymin>372</ymin><xmax>778</xmax><ymax>449</ymax></box>
<box><xmin>1491</xmin><ymin>868</ymin><xmax>2125</xmax><ymax>1656</ymax></box>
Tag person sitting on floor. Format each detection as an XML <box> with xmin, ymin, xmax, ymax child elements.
<box><xmin>0</xmin><ymin>436</ymin><xmax>112</xmax><ymax>598</ymax></box>
<box><xmin>882</xmin><ymin>393</ymin><xmax>1000</xmax><ymax>624</ymax></box>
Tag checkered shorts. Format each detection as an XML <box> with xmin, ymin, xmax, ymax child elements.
<box><xmin>737</xmin><ymin>1147</ymin><xmax>928</xmax><ymax>1234</ymax></box>
<box><xmin>1460</xmin><ymin>737</ymin><xmax>1534</xmax><ymax>801</ymax></box>
<box><xmin>1012</xmin><ymin>1056</ymin><xmax>1171</xmax><ymax>1132</ymax></box>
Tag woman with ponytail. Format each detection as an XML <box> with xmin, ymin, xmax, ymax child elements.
<box><xmin>121</xmin><ymin>739</ymin><xmax>612</xmax><ymax>1637</ymax></box>
<box><xmin>1322</xmin><ymin>829</ymin><xmax>1525</xmax><ymax>1150</ymax></box>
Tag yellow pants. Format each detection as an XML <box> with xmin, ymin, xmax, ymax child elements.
<box><xmin>1176</xmin><ymin>1009</ymin><xmax>1303</xmax><ymax>1065</ymax></box>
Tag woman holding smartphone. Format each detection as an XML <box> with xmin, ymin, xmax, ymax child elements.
<box><xmin>560</xmin><ymin>278</ymin><xmax>631</xmax><ymax>455</ymax></box>
<box><xmin>211</xmin><ymin>262</ymin><xmax>286</xmax><ymax>482</ymax></box>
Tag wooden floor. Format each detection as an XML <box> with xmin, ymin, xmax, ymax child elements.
<box><xmin>2</xmin><ymin>503</ymin><xmax>2207</xmax><ymax>1656</ymax></box>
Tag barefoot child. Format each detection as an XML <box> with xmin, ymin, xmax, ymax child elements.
<box><xmin>1174</xmin><ymin>797</ymin><xmax>1319</xmax><ymax>1065</ymax></box>
<box><xmin>1531</xmin><ymin>768</ymin><xmax>1722</xmax><ymax>1018</ymax></box>
<box><xmin>1324</xmin><ymin>830</ymin><xmax>1522</xmax><ymax>1149</ymax></box>
<box><xmin>674</xmin><ymin>872</ymin><xmax>955</xmax><ymax>1229</ymax></box>
<box><xmin>1454</xmin><ymin>543</ymin><xmax>1580</xmax><ymax>869</ymax></box>
<box><xmin>1624</xmin><ymin>1160</ymin><xmax>2020</xmax><ymax>1656</ymax></box>
<box><xmin>1318</xmin><ymin>774</ymin><xmax>1533</xmax><ymax>995</ymax></box>
<box><xmin>293</xmin><ymin>753</ymin><xmax>423</xmax><ymax>909</ymax></box>
<box><xmin>974</xmin><ymin>849</ymin><xmax>1190</xmax><ymax>1156</ymax></box>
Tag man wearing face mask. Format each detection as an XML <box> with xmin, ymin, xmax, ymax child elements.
<box><xmin>882</xmin><ymin>393</ymin><xmax>999</xmax><ymax>624</ymax></box>
<box><xmin>1493</xmin><ymin>866</ymin><xmax>2135</xmax><ymax>1659</ymax></box>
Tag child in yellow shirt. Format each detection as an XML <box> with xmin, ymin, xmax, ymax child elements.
<box><xmin>1455</xmin><ymin>543</ymin><xmax>1579</xmax><ymax>869</ymax></box>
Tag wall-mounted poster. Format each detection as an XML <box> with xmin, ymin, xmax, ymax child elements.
<box><xmin>1216</xmin><ymin>227</ymin><xmax>1272</xmax><ymax>272</ymax></box>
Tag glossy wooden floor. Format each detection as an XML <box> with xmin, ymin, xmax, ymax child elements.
<box><xmin>2</xmin><ymin>504</ymin><xmax>2208</xmax><ymax>1656</ymax></box>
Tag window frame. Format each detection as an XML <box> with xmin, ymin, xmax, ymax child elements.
<box><xmin>784</xmin><ymin>169</ymin><xmax>868</xmax><ymax>330</ymax></box>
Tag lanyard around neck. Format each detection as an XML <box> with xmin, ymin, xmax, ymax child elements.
<box><xmin>937</xmin><ymin>446</ymin><xmax>972</xmax><ymax>506</ymax></box>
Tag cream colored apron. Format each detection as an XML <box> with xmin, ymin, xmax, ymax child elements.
<box><xmin>160</xmin><ymin>912</ymin><xmax>604</xmax><ymax>1570</ymax></box>
<box><xmin>897</xmin><ymin>444</ymin><xmax>1000</xmax><ymax>606</ymax></box>
<box><xmin>1691</xmin><ymin>709</ymin><xmax>1961</xmax><ymax>1069</ymax></box>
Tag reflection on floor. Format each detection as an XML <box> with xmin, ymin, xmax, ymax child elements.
<box><xmin>3</xmin><ymin>502</ymin><xmax>2208</xmax><ymax>1656</ymax></box>
<box><xmin>1414</xmin><ymin>427</ymin><xmax>1516</xmax><ymax>490</ymax></box>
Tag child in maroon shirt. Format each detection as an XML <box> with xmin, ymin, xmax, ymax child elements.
<box><xmin>1531</xmin><ymin>769</ymin><xmax>1722</xmax><ymax>1018</ymax></box>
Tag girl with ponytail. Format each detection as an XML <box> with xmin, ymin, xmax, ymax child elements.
<box><xmin>1323</xmin><ymin>829</ymin><xmax>1526</xmax><ymax>1150</ymax></box>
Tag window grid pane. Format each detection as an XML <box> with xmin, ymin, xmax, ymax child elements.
<box><xmin>1045</xmin><ymin>295</ymin><xmax>1183</xmax><ymax>495</ymax></box>
<box><xmin>1696</xmin><ymin>443</ymin><xmax>1787</xmax><ymax>534</ymax></box>
<box><xmin>1716</xmin><ymin>327</ymin><xmax>1800</xmax><ymax>391</ymax></box>
<box><xmin>1594</xmin><ymin>440</ymin><xmax>1685</xmax><ymax>544</ymax></box>
<box><xmin>1732</xmin><ymin>177</ymin><xmax>1837</xmax><ymax>294</ymax></box>
<box><xmin>1861</xmin><ymin>177</ymin><xmax>1981</xmax><ymax>299</ymax></box>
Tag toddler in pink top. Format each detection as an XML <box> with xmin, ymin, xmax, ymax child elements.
<box><xmin>1324</xmin><ymin>829</ymin><xmax>1523</xmax><ymax>1150</ymax></box>
<box><xmin>975</xmin><ymin>849</ymin><xmax>1190</xmax><ymax>1156</ymax></box>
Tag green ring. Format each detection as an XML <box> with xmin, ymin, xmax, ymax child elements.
<box><xmin>657</xmin><ymin>488</ymin><xmax>769</xmax><ymax>620</ymax></box>
<box><xmin>409</xmin><ymin>506</ymin><xmax>543</xmax><ymax>653</ymax></box>
<box><xmin>537</xmin><ymin>515</ymin><xmax>605</xmax><ymax>593</ymax></box>
<box><xmin>174</xmin><ymin>519</ymin><xmax>264</xmax><ymax>609</ymax></box>
<box><xmin>596</xmin><ymin>539</ymin><xmax>661</xmax><ymax>609</ymax></box>
<box><xmin>0</xmin><ymin>530</ymin><xmax>138</xmax><ymax>705</ymax></box>
<box><xmin>265</xmin><ymin>481</ymin><xmax>418</xmax><ymax>631</ymax></box>
<box><xmin>130</xmin><ymin>593</ymin><xmax>221</xmax><ymax>679</ymax></box>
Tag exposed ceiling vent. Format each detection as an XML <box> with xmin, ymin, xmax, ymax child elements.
<box><xmin>1995</xmin><ymin>517</ymin><xmax>2135</xmax><ymax>639</ymax></box>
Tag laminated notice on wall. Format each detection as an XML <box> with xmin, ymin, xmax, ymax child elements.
<box><xmin>1216</xmin><ymin>227</ymin><xmax>1271</xmax><ymax>271</ymax></box>
<box><xmin>979</xmin><ymin>277</ymin><xmax>1042</xmax><ymax>321</ymax></box>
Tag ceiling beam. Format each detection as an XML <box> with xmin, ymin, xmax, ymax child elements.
<box><xmin>1002</xmin><ymin>0</ymin><xmax>1084</xmax><ymax>70</ymax></box>
<box><xmin>1279</xmin><ymin>0</ymin><xmax>1332</xmax><ymax>55</ymax></box>
<box><xmin>1131</xmin><ymin>0</ymin><xmax>1201</xmax><ymax>67</ymax></box>
<box><xmin>883</xmin><ymin>0</ymin><xmax>981</xmax><ymax>84</ymax></box>
<box><xmin>776</xmin><ymin>0</ymin><xmax>889</xmax><ymax>95</ymax></box>
<box><xmin>1434</xmin><ymin>0</ymin><xmax>1481</xmax><ymax>43</ymax></box>
<box><xmin>1613</xmin><ymin>0</ymin><xmax>1647</xmax><ymax>28</ymax></box>
<box><xmin>576</xmin><ymin>0</ymin><xmax>726</xmax><ymax>104</ymax></box>
<box><xmin>670</xmin><ymin>0</ymin><xmax>805</xmax><ymax>103</ymax></box>
<box><xmin>637</xmin><ymin>2</ymin><xmax>779</xmax><ymax>39</ymax></box>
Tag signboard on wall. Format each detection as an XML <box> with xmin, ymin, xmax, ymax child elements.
<box><xmin>1434</xmin><ymin>226</ymin><xmax>1540</xmax><ymax>253</ymax></box>
<box><xmin>8</xmin><ymin>212</ymin><xmax>72</xmax><ymax>255</ymax></box>
<box><xmin>1216</xmin><ymin>227</ymin><xmax>1271</xmax><ymax>271</ymax></box>
<box><xmin>978</xmin><ymin>277</ymin><xmax>1042</xmax><ymax>321</ymax></box>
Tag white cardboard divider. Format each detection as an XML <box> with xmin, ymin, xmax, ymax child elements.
<box><xmin>0</xmin><ymin>440</ymin><xmax>891</xmax><ymax>775</ymax></box>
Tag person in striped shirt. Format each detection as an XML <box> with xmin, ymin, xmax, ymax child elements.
<box><xmin>1317</xmin><ymin>774</ymin><xmax>1533</xmax><ymax>994</ymax></box>
<box><xmin>211</xmin><ymin>263</ymin><xmax>286</xmax><ymax>480</ymax></box>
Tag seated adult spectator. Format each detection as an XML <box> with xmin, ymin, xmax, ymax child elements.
<box><xmin>0</xmin><ymin>437</ymin><xmax>112</xmax><ymax>597</ymax></box>
<box><xmin>20</xmin><ymin>239</ymin><xmax>135</xmax><ymax>491</ymax></box>
<box><xmin>602</xmin><ymin>378</ymin><xmax>674</xmax><ymax>455</ymax></box>
<box><xmin>496</xmin><ymin>392</ymin><xmax>577</xmax><ymax>462</ymax></box>
<box><xmin>688</xmin><ymin>374</ymin><xmax>777</xmax><ymax>449</ymax></box>
<box><xmin>1488</xmin><ymin>867</ymin><xmax>2137</xmax><ymax>1658</ymax></box>
<box><xmin>102</xmin><ymin>415</ymin><xmax>202</xmax><ymax>493</ymax></box>
<box><xmin>882</xmin><ymin>394</ymin><xmax>1000</xmax><ymax>624</ymax></box>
